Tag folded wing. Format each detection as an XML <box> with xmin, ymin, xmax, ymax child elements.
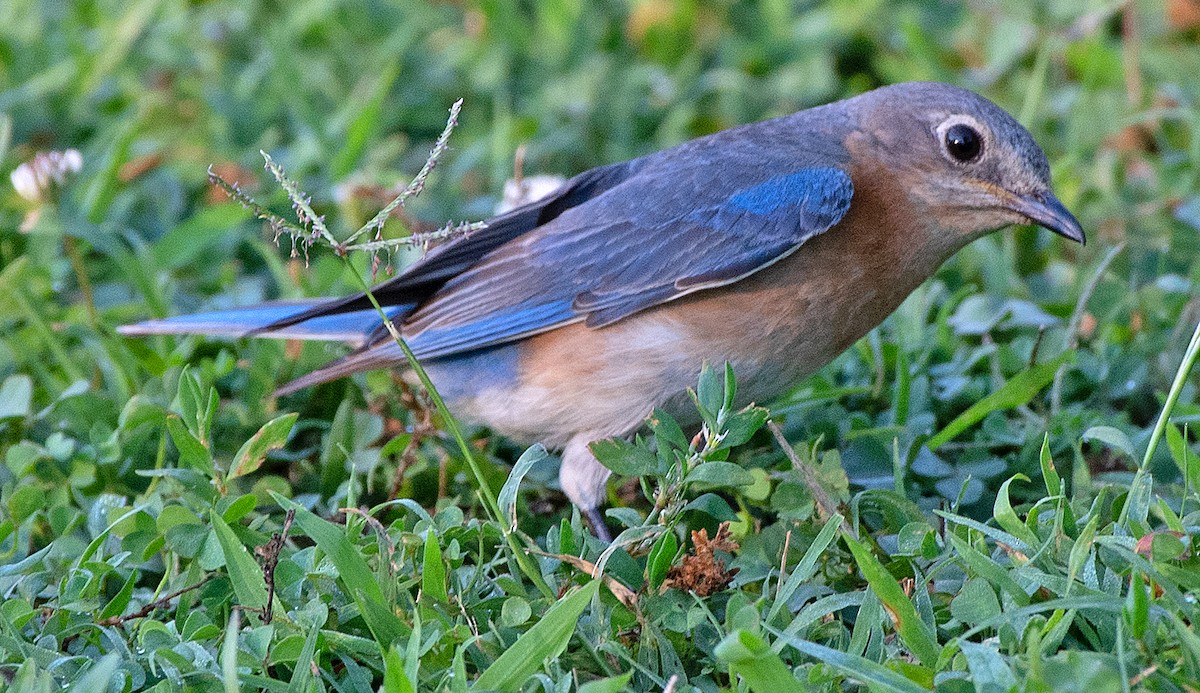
<box><xmin>403</xmin><ymin>166</ymin><xmax>854</xmax><ymax>359</ymax></box>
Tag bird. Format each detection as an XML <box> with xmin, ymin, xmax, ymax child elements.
<box><xmin>120</xmin><ymin>82</ymin><xmax>1085</xmax><ymax>540</ymax></box>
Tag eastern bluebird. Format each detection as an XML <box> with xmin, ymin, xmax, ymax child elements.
<box><xmin>121</xmin><ymin>82</ymin><xmax>1084</xmax><ymax>540</ymax></box>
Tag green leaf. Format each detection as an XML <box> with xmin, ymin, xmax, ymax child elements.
<box><xmin>450</xmin><ymin>638</ymin><xmax>472</xmax><ymax>693</ymax></box>
<box><xmin>222</xmin><ymin>494</ymin><xmax>259</xmax><ymax>524</ymax></box>
<box><xmin>403</xmin><ymin>611</ymin><xmax>422</xmax><ymax>688</ymax></box>
<box><xmin>422</xmin><ymin>533</ymin><xmax>448</xmax><ymax>604</ymax></box>
<box><xmin>289</xmin><ymin>619</ymin><xmax>321</xmax><ymax>692</ymax></box>
<box><xmin>471</xmin><ymin>580</ymin><xmax>600</xmax><ymax>691</ymax></box>
<box><xmin>500</xmin><ymin>597</ymin><xmax>532</xmax><ymax>627</ymax></box>
<box><xmin>590</xmin><ymin>438</ymin><xmax>660</xmax><ymax>476</ymax></box>
<box><xmin>167</xmin><ymin>415</ymin><xmax>216</xmax><ymax>478</ymax></box>
<box><xmin>1149</xmin><ymin>532</ymin><xmax>1187</xmax><ymax>562</ymax></box>
<box><xmin>949</xmin><ymin>579</ymin><xmax>1001</xmax><ymax>625</ymax></box>
<box><xmin>174</xmin><ymin>366</ymin><xmax>219</xmax><ymax>444</ymax></box>
<box><xmin>201</xmin><ymin>387</ymin><xmax>219</xmax><ymax>443</ymax></box>
<box><xmin>684</xmin><ymin>461</ymin><xmax>754</xmax><ymax>488</ymax></box>
<box><xmin>1124</xmin><ymin>469</ymin><xmax>1153</xmax><ymax>525</ymax></box>
<box><xmin>646</xmin><ymin>529</ymin><xmax>679</xmax><ymax>590</ymax></box>
<box><xmin>682</xmin><ymin>493</ymin><xmax>737</xmax><ymax>521</ymax></box>
<box><xmin>927</xmin><ymin>352</ymin><xmax>1071</xmax><ymax>449</ymax></box>
<box><xmin>1124</xmin><ymin>571</ymin><xmax>1148</xmax><ymax>640</ymax></box>
<box><xmin>577</xmin><ymin>672</ymin><xmax>633</xmax><ymax>693</ymax></box>
<box><xmin>228</xmin><ymin>413</ymin><xmax>297</xmax><ymax>481</ymax></box>
<box><xmin>1082</xmin><ymin>425</ymin><xmax>1136</xmax><ymax>459</ymax></box>
<box><xmin>695</xmin><ymin>362</ymin><xmax>723</xmax><ymax>423</ymax></box>
<box><xmin>97</xmin><ymin>570</ymin><xmax>138</xmax><ymax>621</ymax></box>
<box><xmin>1165</xmin><ymin>424</ymin><xmax>1200</xmax><ymax>490</ymax></box>
<box><xmin>722</xmin><ymin>362</ymin><xmax>738</xmax><ymax>410</ymax></box>
<box><xmin>1065</xmin><ymin>513</ymin><xmax>1099</xmax><ymax>594</ymax></box>
<box><xmin>176</xmin><ymin>365</ymin><xmax>201</xmax><ymax>426</ymax></box>
<box><xmin>119</xmin><ymin>395</ymin><xmax>167</xmax><ymax>433</ymax></box>
<box><xmin>1039</xmin><ymin>434</ymin><xmax>1061</xmax><ymax>497</ymax></box>
<box><xmin>714</xmin><ymin>630</ymin><xmax>804</xmax><ymax>692</ymax></box>
<box><xmin>210</xmin><ymin>511</ymin><xmax>269</xmax><ymax>610</ymax></box>
<box><xmin>843</xmin><ymin>536</ymin><xmax>939</xmax><ymax>666</ymax></box>
<box><xmin>66</xmin><ymin>654</ymin><xmax>120</xmax><ymax>693</ymax></box>
<box><xmin>959</xmin><ymin>640</ymin><xmax>1018</xmax><ymax>693</ymax></box>
<box><xmin>648</xmin><ymin>408</ymin><xmax>689</xmax><ymax>450</ymax></box>
<box><xmin>718</xmin><ymin>407</ymin><xmax>769</xmax><ymax>449</ymax></box>
<box><xmin>383</xmin><ymin>645</ymin><xmax>415</xmax><ymax>693</ymax></box>
<box><xmin>498</xmin><ymin>444</ymin><xmax>548</xmax><ymax>530</ymax></box>
<box><xmin>947</xmin><ymin>294</ymin><xmax>1006</xmax><ymax>335</ymax></box>
<box><xmin>992</xmin><ymin>474</ymin><xmax>1039</xmax><ymax>548</ymax></box>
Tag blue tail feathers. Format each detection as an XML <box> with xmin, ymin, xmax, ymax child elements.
<box><xmin>117</xmin><ymin>301</ymin><xmax>410</xmax><ymax>348</ymax></box>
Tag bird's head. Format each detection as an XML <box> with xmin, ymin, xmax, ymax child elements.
<box><xmin>846</xmin><ymin>82</ymin><xmax>1084</xmax><ymax>249</ymax></box>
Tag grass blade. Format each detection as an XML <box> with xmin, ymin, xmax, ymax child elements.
<box><xmin>714</xmin><ymin>629</ymin><xmax>805</xmax><ymax>692</ymax></box>
<box><xmin>210</xmin><ymin>511</ymin><xmax>269</xmax><ymax>611</ymax></box>
<box><xmin>768</xmin><ymin>514</ymin><xmax>842</xmax><ymax>623</ymax></box>
<box><xmin>766</xmin><ymin>627</ymin><xmax>930</xmax><ymax>693</ymax></box>
<box><xmin>471</xmin><ymin>580</ymin><xmax>600</xmax><ymax>691</ymax></box>
<box><xmin>927</xmin><ymin>352</ymin><xmax>1070</xmax><ymax>449</ymax></box>
<box><xmin>273</xmin><ymin>494</ymin><xmax>405</xmax><ymax>646</ymax></box>
<box><xmin>843</xmin><ymin>535</ymin><xmax>939</xmax><ymax>666</ymax></box>
<box><xmin>222</xmin><ymin>611</ymin><xmax>241</xmax><ymax>693</ymax></box>
<box><xmin>422</xmin><ymin>533</ymin><xmax>448</xmax><ymax>604</ymax></box>
<box><xmin>498</xmin><ymin>444</ymin><xmax>549</xmax><ymax>530</ymax></box>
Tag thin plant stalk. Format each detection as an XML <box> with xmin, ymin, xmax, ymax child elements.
<box><xmin>1118</xmin><ymin>313</ymin><xmax>1200</xmax><ymax>525</ymax></box>
<box><xmin>342</xmin><ymin>263</ymin><xmax>554</xmax><ymax>599</ymax></box>
<box><xmin>1142</xmin><ymin>315</ymin><xmax>1200</xmax><ymax>469</ymax></box>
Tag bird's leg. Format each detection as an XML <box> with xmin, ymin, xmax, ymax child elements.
<box><xmin>583</xmin><ymin>507</ymin><xmax>614</xmax><ymax>543</ymax></box>
<box><xmin>560</xmin><ymin>434</ymin><xmax>614</xmax><ymax>542</ymax></box>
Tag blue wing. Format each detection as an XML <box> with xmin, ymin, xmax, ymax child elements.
<box><xmin>117</xmin><ymin>160</ymin><xmax>643</xmax><ymax>393</ymax></box>
<box><xmin>251</xmin><ymin>158</ymin><xmax>641</xmax><ymax>336</ymax></box>
<box><xmin>404</xmin><ymin>166</ymin><xmax>853</xmax><ymax>359</ymax></box>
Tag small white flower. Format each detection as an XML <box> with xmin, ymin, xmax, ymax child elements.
<box><xmin>496</xmin><ymin>174</ymin><xmax>567</xmax><ymax>214</ymax></box>
<box><xmin>57</xmin><ymin>149</ymin><xmax>83</xmax><ymax>178</ymax></box>
<box><xmin>10</xmin><ymin>149</ymin><xmax>83</xmax><ymax>203</ymax></box>
<box><xmin>10</xmin><ymin>162</ymin><xmax>41</xmax><ymax>202</ymax></box>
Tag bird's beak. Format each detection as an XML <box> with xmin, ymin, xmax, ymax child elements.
<box><xmin>1007</xmin><ymin>190</ymin><xmax>1086</xmax><ymax>245</ymax></box>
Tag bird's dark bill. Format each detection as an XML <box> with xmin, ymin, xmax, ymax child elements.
<box><xmin>1012</xmin><ymin>191</ymin><xmax>1086</xmax><ymax>245</ymax></box>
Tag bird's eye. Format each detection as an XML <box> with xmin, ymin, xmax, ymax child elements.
<box><xmin>944</xmin><ymin>123</ymin><xmax>983</xmax><ymax>162</ymax></box>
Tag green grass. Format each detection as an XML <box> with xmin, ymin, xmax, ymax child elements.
<box><xmin>3</xmin><ymin>0</ymin><xmax>1200</xmax><ymax>690</ymax></box>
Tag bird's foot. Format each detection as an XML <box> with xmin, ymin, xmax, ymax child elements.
<box><xmin>583</xmin><ymin>507</ymin><xmax>614</xmax><ymax>543</ymax></box>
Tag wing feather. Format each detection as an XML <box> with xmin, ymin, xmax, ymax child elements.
<box><xmin>252</xmin><ymin>159</ymin><xmax>640</xmax><ymax>334</ymax></box>
<box><xmin>404</xmin><ymin>166</ymin><xmax>854</xmax><ymax>358</ymax></box>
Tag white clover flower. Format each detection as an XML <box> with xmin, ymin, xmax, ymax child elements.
<box><xmin>495</xmin><ymin>174</ymin><xmax>567</xmax><ymax>214</ymax></box>
<box><xmin>10</xmin><ymin>149</ymin><xmax>83</xmax><ymax>203</ymax></box>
